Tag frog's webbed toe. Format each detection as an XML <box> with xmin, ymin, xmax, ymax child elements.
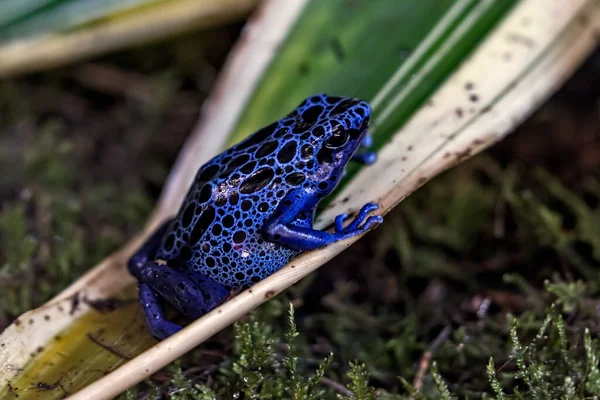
<box><xmin>351</xmin><ymin>152</ymin><xmax>377</xmax><ymax>165</ymax></box>
<box><xmin>334</xmin><ymin>203</ymin><xmax>382</xmax><ymax>235</ymax></box>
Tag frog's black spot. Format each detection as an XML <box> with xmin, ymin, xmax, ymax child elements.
<box><xmin>316</xmin><ymin>147</ymin><xmax>334</xmax><ymax>164</ymax></box>
<box><xmin>285</xmin><ymin>172</ymin><xmax>306</xmax><ymax>186</ymax></box>
<box><xmin>312</xmin><ymin>126</ymin><xmax>325</xmax><ymax>139</ymax></box>
<box><xmin>325</xmin><ymin>130</ymin><xmax>349</xmax><ymax>148</ymax></box>
<box><xmin>240</xmin><ymin>168</ymin><xmax>275</xmax><ymax>194</ymax></box>
<box><xmin>179</xmin><ymin>246</ymin><xmax>192</xmax><ymax>261</ymax></box>
<box><xmin>318</xmin><ymin>182</ymin><xmax>329</xmax><ymax>191</ymax></box>
<box><xmin>306</xmin><ymin>160</ymin><xmax>315</xmax><ymax>169</ymax></box>
<box><xmin>302</xmin><ymin>106</ymin><xmax>323</xmax><ymax>124</ymax></box>
<box><xmin>223</xmin><ymin>243</ymin><xmax>232</xmax><ymax>252</ymax></box>
<box><xmin>229</xmin><ymin>193</ymin><xmax>239</xmax><ymax>206</ymax></box>
<box><xmin>227</xmin><ymin>154</ymin><xmax>250</xmax><ymax>171</ymax></box>
<box><xmin>217</xmin><ymin>208</ymin><xmax>225</xmax><ymax>216</ymax></box>
<box><xmin>310</xmin><ymin>95</ymin><xmax>322</xmax><ymax>104</ymax></box>
<box><xmin>258</xmin><ymin>202</ymin><xmax>269</xmax><ymax>212</ymax></box>
<box><xmin>198</xmin><ymin>164</ymin><xmax>219</xmax><ymax>182</ymax></box>
<box><xmin>235</xmin><ymin>272</ymin><xmax>245</xmax><ymax>281</ymax></box>
<box><xmin>244</xmin><ymin>219</ymin><xmax>253</xmax><ymax>227</ymax></box>
<box><xmin>251</xmin><ymin>276</ymin><xmax>261</xmax><ymax>283</ymax></box>
<box><xmin>202</xmin><ymin>243</ymin><xmax>210</xmax><ymax>252</ymax></box>
<box><xmin>222</xmin><ymin>215</ymin><xmax>235</xmax><ymax>228</ymax></box>
<box><xmin>277</xmin><ymin>141</ymin><xmax>297</xmax><ymax>164</ymax></box>
<box><xmin>163</xmin><ymin>233</ymin><xmax>175</xmax><ymax>251</ymax></box>
<box><xmin>234</xmin><ymin>211</ymin><xmax>241</xmax><ymax>219</ymax></box>
<box><xmin>222</xmin><ymin>256</ymin><xmax>230</xmax><ymax>264</ymax></box>
<box><xmin>330</xmin><ymin>99</ymin><xmax>356</xmax><ymax>116</ymax></box>
<box><xmin>198</xmin><ymin>184</ymin><xmax>212</xmax><ymax>203</ymax></box>
<box><xmin>233</xmin><ymin>231</ymin><xmax>246</xmax><ymax>243</ymax></box>
<box><xmin>211</xmin><ymin>223</ymin><xmax>222</xmax><ymax>236</ymax></box>
<box><xmin>276</xmin><ymin>190</ymin><xmax>285</xmax><ymax>198</ymax></box>
<box><xmin>284</xmin><ymin>165</ymin><xmax>293</xmax><ymax>173</ymax></box>
<box><xmin>355</xmin><ymin>107</ymin><xmax>365</xmax><ymax>117</ymax></box>
<box><xmin>256</xmin><ymin>140</ymin><xmax>279</xmax><ymax>158</ymax></box>
<box><xmin>292</xmin><ymin>122</ymin><xmax>311</xmax><ymax>134</ymax></box>
<box><xmin>300</xmin><ymin>144</ymin><xmax>314</xmax><ymax>160</ymax></box>
<box><xmin>190</xmin><ymin>206</ymin><xmax>214</xmax><ymax>243</ymax></box>
<box><xmin>241</xmin><ymin>161</ymin><xmax>256</xmax><ymax>174</ymax></box>
<box><xmin>240</xmin><ymin>200</ymin><xmax>252</xmax><ymax>212</ymax></box>
<box><xmin>237</xmin><ymin>122</ymin><xmax>277</xmax><ymax>150</ymax></box>
<box><xmin>215</xmin><ymin>194</ymin><xmax>226</xmax><ymax>207</ymax></box>
<box><xmin>274</xmin><ymin>127</ymin><xmax>289</xmax><ymax>137</ymax></box>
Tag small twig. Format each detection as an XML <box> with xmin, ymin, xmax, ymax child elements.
<box><xmin>496</xmin><ymin>356</ymin><xmax>515</xmax><ymax>373</ymax></box>
<box><xmin>412</xmin><ymin>325</ymin><xmax>452</xmax><ymax>391</ymax></box>
<box><xmin>321</xmin><ymin>376</ymin><xmax>353</xmax><ymax>396</ymax></box>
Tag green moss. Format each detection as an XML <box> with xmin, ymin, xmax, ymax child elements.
<box><xmin>339</xmin><ymin>362</ymin><xmax>377</xmax><ymax>400</ymax></box>
<box><xmin>0</xmin><ymin>121</ymin><xmax>153</xmax><ymax>325</ymax></box>
<box><xmin>431</xmin><ymin>362</ymin><xmax>455</xmax><ymax>400</ymax></box>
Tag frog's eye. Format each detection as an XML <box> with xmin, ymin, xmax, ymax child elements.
<box><xmin>325</xmin><ymin>130</ymin><xmax>349</xmax><ymax>148</ymax></box>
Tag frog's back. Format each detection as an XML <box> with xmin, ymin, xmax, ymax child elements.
<box><xmin>154</xmin><ymin>94</ymin><xmax>370</xmax><ymax>289</ymax></box>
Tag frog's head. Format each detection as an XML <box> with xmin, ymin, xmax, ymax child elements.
<box><xmin>294</xmin><ymin>94</ymin><xmax>371</xmax><ymax>171</ymax></box>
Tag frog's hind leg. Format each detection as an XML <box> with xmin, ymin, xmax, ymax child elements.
<box><xmin>128</xmin><ymin>218</ymin><xmax>228</xmax><ymax>340</ymax></box>
<box><xmin>136</xmin><ymin>261</ymin><xmax>229</xmax><ymax>339</ymax></box>
<box><xmin>138</xmin><ymin>283</ymin><xmax>182</xmax><ymax>339</ymax></box>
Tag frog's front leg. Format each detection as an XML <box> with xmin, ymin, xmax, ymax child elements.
<box><xmin>351</xmin><ymin>134</ymin><xmax>376</xmax><ymax>165</ymax></box>
<box><xmin>262</xmin><ymin>189</ymin><xmax>383</xmax><ymax>251</ymax></box>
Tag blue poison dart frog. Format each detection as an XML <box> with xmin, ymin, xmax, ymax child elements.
<box><xmin>128</xmin><ymin>94</ymin><xmax>383</xmax><ymax>339</ymax></box>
